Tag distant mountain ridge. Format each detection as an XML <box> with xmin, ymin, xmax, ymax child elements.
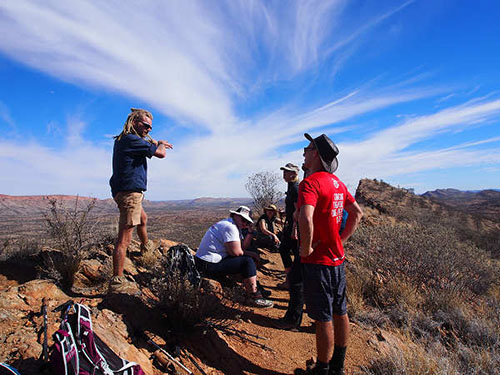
<box><xmin>355</xmin><ymin>179</ymin><xmax>500</xmax><ymax>231</ymax></box>
<box><xmin>422</xmin><ymin>188</ymin><xmax>500</xmax><ymax>222</ymax></box>
<box><xmin>0</xmin><ymin>194</ymin><xmax>252</xmax><ymax>217</ymax></box>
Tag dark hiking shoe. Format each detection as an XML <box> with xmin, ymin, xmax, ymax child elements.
<box><xmin>329</xmin><ymin>370</ymin><xmax>344</xmax><ymax>375</ymax></box>
<box><xmin>295</xmin><ymin>359</ymin><xmax>329</xmax><ymax>375</ymax></box>
<box><xmin>108</xmin><ymin>275</ymin><xmax>141</xmax><ymax>296</ymax></box>
<box><xmin>273</xmin><ymin>317</ymin><xmax>300</xmax><ymax>332</ymax></box>
<box><xmin>260</xmin><ymin>288</ymin><xmax>272</xmax><ymax>298</ymax></box>
<box><xmin>276</xmin><ymin>279</ymin><xmax>290</xmax><ymax>290</ymax></box>
<box><xmin>294</xmin><ymin>365</ymin><xmax>328</xmax><ymax>375</ymax></box>
<box><xmin>257</xmin><ymin>281</ymin><xmax>272</xmax><ymax>298</ymax></box>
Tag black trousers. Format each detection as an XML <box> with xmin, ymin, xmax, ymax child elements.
<box><xmin>279</xmin><ymin>224</ymin><xmax>297</xmax><ymax>269</ymax></box>
<box><xmin>253</xmin><ymin>232</ymin><xmax>279</xmax><ymax>251</ymax></box>
<box><xmin>283</xmin><ymin>244</ymin><xmax>304</xmax><ymax>325</ymax></box>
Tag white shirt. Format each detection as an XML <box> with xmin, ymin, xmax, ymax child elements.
<box><xmin>196</xmin><ymin>218</ymin><xmax>242</xmax><ymax>263</ymax></box>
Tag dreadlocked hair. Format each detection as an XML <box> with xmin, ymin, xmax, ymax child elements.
<box><xmin>114</xmin><ymin>108</ymin><xmax>154</xmax><ymax>142</ymax></box>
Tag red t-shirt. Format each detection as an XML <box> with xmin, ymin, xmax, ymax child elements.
<box><xmin>298</xmin><ymin>171</ymin><xmax>355</xmax><ymax>266</ymax></box>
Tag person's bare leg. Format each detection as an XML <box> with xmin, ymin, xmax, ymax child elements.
<box><xmin>329</xmin><ymin>313</ymin><xmax>349</xmax><ymax>373</ymax></box>
<box><xmin>315</xmin><ymin>320</ymin><xmax>334</xmax><ymax>364</ymax></box>
<box><xmin>113</xmin><ymin>225</ymin><xmax>134</xmax><ymax>276</ymax></box>
<box><xmin>243</xmin><ymin>276</ymin><xmax>258</xmax><ymax>294</ymax></box>
<box><xmin>137</xmin><ymin>208</ymin><xmax>148</xmax><ymax>246</ymax></box>
<box><xmin>333</xmin><ymin>313</ymin><xmax>350</xmax><ymax>347</ymax></box>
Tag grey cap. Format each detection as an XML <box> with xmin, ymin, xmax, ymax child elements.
<box><xmin>280</xmin><ymin>163</ymin><xmax>300</xmax><ymax>173</ymax></box>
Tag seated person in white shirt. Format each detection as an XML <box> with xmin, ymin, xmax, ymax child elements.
<box><xmin>194</xmin><ymin>206</ymin><xmax>273</xmax><ymax>308</ymax></box>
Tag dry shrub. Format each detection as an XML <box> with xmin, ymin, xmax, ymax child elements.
<box><xmin>361</xmin><ymin>336</ymin><xmax>499</xmax><ymax>375</ymax></box>
<box><xmin>345</xmin><ymin>263</ymin><xmax>368</xmax><ymax>318</ymax></box>
<box><xmin>0</xmin><ymin>236</ymin><xmax>42</xmax><ymax>262</ymax></box>
<box><xmin>134</xmin><ymin>250</ymin><xmax>160</xmax><ymax>269</ymax></box>
<box><xmin>360</xmin><ymin>344</ymin><xmax>449</xmax><ymax>375</ymax></box>
<box><xmin>347</xmin><ymin>219</ymin><xmax>500</xmax><ymax>355</ymax></box>
<box><xmin>349</xmin><ymin>222</ymin><xmax>498</xmax><ymax>308</ymax></box>
<box><xmin>42</xmin><ymin>197</ymin><xmax>107</xmax><ymax>291</ymax></box>
<box><xmin>393</xmin><ymin>206</ymin><xmax>500</xmax><ymax>259</ymax></box>
<box><xmin>453</xmin><ymin>344</ymin><xmax>500</xmax><ymax>375</ymax></box>
<box><xmin>151</xmin><ymin>258</ymin><xmax>238</xmax><ymax>335</ymax></box>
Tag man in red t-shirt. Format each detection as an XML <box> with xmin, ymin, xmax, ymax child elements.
<box><xmin>296</xmin><ymin>133</ymin><xmax>363</xmax><ymax>375</ymax></box>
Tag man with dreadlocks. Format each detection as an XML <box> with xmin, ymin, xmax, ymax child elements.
<box><xmin>109</xmin><ymin>108</ymin><xmax>173</xmax><ymax>295</ymax></box>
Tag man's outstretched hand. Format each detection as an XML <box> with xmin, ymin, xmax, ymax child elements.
<box><xmin>157</xmin><ymin>140</ymin><xmax>173</xmax><ymax>149</ymax></box>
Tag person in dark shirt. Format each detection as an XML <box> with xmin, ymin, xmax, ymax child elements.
<box><xmin>253</xmin><ymin>204</ymin><xmax>281</xmax><ymax>251</ymax></box>
<box><xmin>109</xmin><ymin>108</ymin><xmax>173</xmax><ymax>295</ymax></box>
<box><xmin>277</xmin><ymin>163</ymin><xmax>300</xmax><ymax>288</ymax></box>
<box><xmin>274</xmin><ymin>162</ymin><xmax>303</xmax><ymax>330</ymax></box>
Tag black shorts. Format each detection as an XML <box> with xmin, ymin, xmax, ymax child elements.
<box><xmin>303</xmin><ymin>262</ymin><xmax>347</xmax><ymax>321</ymax></box>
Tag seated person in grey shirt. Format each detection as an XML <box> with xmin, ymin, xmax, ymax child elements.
<box><xmin>195</xmin><ymin>206</ymin><xmax>273</xmax><ymax>308</ymax></box>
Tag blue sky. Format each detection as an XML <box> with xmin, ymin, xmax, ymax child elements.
<box><xmin>0</xmin><ymin>0</ymin><xmax>499</xmax><ymax>200</ymax></box>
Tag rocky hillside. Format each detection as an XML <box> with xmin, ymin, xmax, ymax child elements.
<box><xmin>0</xmin><ymin>239</ymin><xmax>389</xmax><ymax>375</ymax></box>
<box><xmin>1</xmin><ymin>180</ymin><xmax>499</xmax><ymax>374</ymax></box>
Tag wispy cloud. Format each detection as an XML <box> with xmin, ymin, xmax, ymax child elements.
<box><xmin>0</xmin><ymin>101</ymin><xmax>16</xmax><ymax>132</ymax></box>
<box><xmin>0</xmin><ymin>1</ymin><xmax>498</xmax><ymax>198</ymax></box>
<box><xmin>0</xmin><ymin>0</ymin><xmax>413</xmax><ymax>131</ymax></box>
<box><xmin>337</xmin><ymin>98</ymin><xmax>500</xmax><ymax>186</ymax></box>
<box><xmin>0</xmin><ymin>133</ymin><xmax>110</xmax><ymax>197</ymax></box>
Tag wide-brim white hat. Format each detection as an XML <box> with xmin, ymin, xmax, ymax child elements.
<box><xmin>229</xmin><ymin>205</ymin><xmax>253</xmax><ymax>223</ymax></box>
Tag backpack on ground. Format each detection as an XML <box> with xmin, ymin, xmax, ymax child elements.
<box><xmin>164</xmin><ymin>244</ymin><xmax>201</xmax><ymax>287</ymax></box>
<box><xmin>51</xmin><ymin>302</ymin><xmax>145</xmax><ymax>375</ymax></box>
<box><xmin>0</xmin><ymin>363</ymin><xmax>21</xmax><ymax>375</ymax></box>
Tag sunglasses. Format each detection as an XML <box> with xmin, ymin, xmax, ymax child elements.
<box><xmin>303</xmin><ymin>146</ymin><xmax>316</xmax><ymax>153</ymax></box>
<box><xmin>138</xmin><ymin>120</ymin><xmax>152</xmax><ymax>129</ymax></box>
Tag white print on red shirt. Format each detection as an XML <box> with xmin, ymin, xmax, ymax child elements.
<box><xmin>331</xmin><ymin>178</ymin><xmax>344</xmax><ymax>223</ymax></box>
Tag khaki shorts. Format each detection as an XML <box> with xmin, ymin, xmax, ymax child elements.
<box><xmin>114</xmin><ymin>191</ymin><xmax>144</xmax><ymax>227</ymax></box>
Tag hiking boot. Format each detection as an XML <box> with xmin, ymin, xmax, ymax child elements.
<box><xmin>139</xmin><ymin>240</ymin><xmax>155</xmax><ymax>255</ymax></box>
<box><xmin>257</xmin><ymin>281</ymin><xmax>272</xmax><ymax>298</ymax></box>
<box><xmin>328</xmin><ymin>370</ymin><xmax>343</xmax><ymax>375</ymax></box>
<box><xmin>247</xmin><ymin>292</ymin><xmax>274</xmax><ymax>308</ymax></box>
<box><xmin>108</xmin><ymin>275</ymin><xmax>141</xmax><ymax>296</ymax></box>
<box><xmin>294</xmin><ymin>365</ymin><xmax>328</xmax><ymax>375</ymax></box>
<box><xmin>273</xmin><ymin>317</ymin><xmax>300</xmax><ymax>332</ymax></box>
<box><xmin>276</xmin><ymin>279</ymin><xmax>289</xmax><ymax>290</ymax></box>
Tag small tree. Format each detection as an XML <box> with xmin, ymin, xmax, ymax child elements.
<box><xmin>245</xmin><ymin>171</ymin><xmax>283</xmax><ymax>214</ymax></box>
